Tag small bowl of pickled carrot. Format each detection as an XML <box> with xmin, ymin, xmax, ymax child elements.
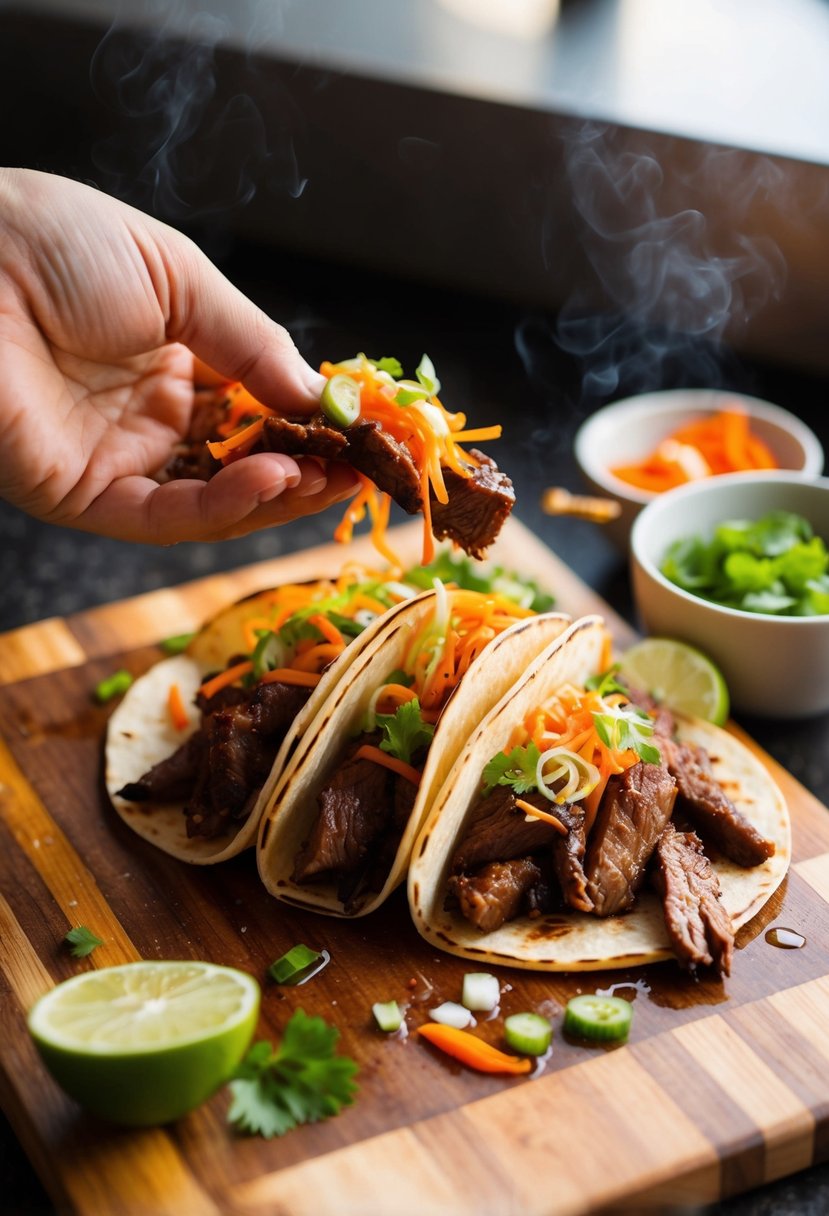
<box><xmin>573</xmin><ymin>390</ymin><xmax>824</xmax><ymax>548</ymax></box>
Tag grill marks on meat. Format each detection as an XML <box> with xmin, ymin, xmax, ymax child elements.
<box><xmin>584</xmin><ymin>762</ymin><xmax>677</xmax><ymax>916</ymax></box>
<box><xmin>259</xmin><ymin>416</ymin><xmax>513</xmax><ymax>558</ymax></box>
<box><xmin>654</xmin><ymin>823</ymin><xmax>734</xmax><ymax>976</ymax></box>
<box><xmin>448</xmin><ymin>858</ymin><xmax>544</xmax><ymax>934</ymax></box>
<box><xmin>117</xmin><ymin>678</ymin><xmax>310</xmax><ymax>839</ymax></box>
<box><xmin>292</xmin><ymin>735</ymin><xmax>419</xmax><ymax>909</ymax></box>
<box><xmin>660</xmin><ymin>737</ymin><xmax>775</xmax><ymax>867</ymax></box>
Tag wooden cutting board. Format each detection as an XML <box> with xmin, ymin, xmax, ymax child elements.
<box><xmin>2</xmin><ymin>516</ymin><xmax>828</xmax><ymax>1216</ymax></box>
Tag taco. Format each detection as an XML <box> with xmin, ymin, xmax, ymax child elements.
<box><xmin>105</xmin><ymin>567</ymin><xmax>432</xmax><ymax>864</ymax></box>
<box><xmin>409</xmin><ymin>616</ymin><xmax>790</xmax><ymax>975</ymax></box>
<box><xmin>168</xmin><ymin>353</ymin><xmax>514</xmax><ymax>567</ymax></box>
<box><xmin>257</xmin><ymin>586</ymin><xmax>573</xmax><ymax>915</ymax></box>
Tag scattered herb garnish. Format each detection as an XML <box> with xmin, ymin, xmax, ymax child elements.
<box><xmin>64</xmin><ymin>926</ymin><xmax>103</xmax><ymax>958</ymax></box>
<box><xmin>94</xmin><ymin>670</ymin><xmax>133</xmax><ymax>704</ymax></box>
<box><xmin>159</xmin><ymin>632</ymin><xmax>196</xmax><ymax>655</ymax></box>
<box><xmin>268</xmin><ymin>944</ymin><xmax>323</xmax><ymax>985</ymax></box>
<box><xmin>371</xmin><ymin>356</ymin><xmax>403</xmax><ymax>379</ymax></box>
<box><xmin>404</xmin><ymin>551</ymin><xmax>554</xmax><ymax>612</ymax></box>
<box><xmin>585</xmin><ymin>665</ymin><xmax>630</xmax><ymax>699</ymax></box>
<box><xmin>376</xmin><ymin>698</ymin><xmax>435</xmax><ymax>766</ymax></box>
<box><xmin>227</xmin><ymin>1010</ymin><xmax>358</xmax><ymax>1139</ymax></box>
<box><xmin>482</xmin><ymin>742</ymin><xmax>542</xmax><ymax>797</ymax></box>
<box><xmin>661</xmin><ymin>509</ymin><xmax>829</xmax><ymax>616</ymax></box>
<box><xmin>592</xmin><ymin>703</ymin><xmax>661</xmax><ymax>765</ymax></box>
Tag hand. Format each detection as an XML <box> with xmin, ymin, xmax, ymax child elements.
<box><xmin>0</xmin><ymin>169</ymin><xmax>359</xmax><ymax>543</ymax></box>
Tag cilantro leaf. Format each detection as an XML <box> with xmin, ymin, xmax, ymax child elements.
<box><xmin>64</xmin><ymin>926</ymin><xmax>103</xmax><ymax>958</ymax></box>
<box><xmin>482</xmin><ymin>743</ymin><xmax>541</xmax><ymax>796</ymax></box>
<box><xmin>592</xmin><ymin>703</ymin><xmax>661</xmax><ymax>765</ymax></box>
<box><xmin>376</xmin><ymin>698</ymin><xmax>434</xmax><ymax>765</ymax></box>
<box><xmin>227</xmin><ymin>1010</ymin><xmax>358</xmax><ymax>1139</ymax></box>
<box><xmin>585</xmin><ymin>664</ymin><xmax>630</xmax><ymax>698</ymax></box>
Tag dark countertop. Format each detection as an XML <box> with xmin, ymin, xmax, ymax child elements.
<box><xmin>1</xmin><ymin>245</ymin><xmax>828</xmax><ymax>1213</ymax></box>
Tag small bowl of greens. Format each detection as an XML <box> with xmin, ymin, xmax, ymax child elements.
<box><xmin>630</xmin><ymin>472</ymin><xmax>829</xmax><ymax>718</ymax></box>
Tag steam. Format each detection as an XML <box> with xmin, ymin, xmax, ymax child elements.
<box><xmin>541</xmin><ymin>123</ymin><xmax>788</xmax><ymax>402</ymax></box>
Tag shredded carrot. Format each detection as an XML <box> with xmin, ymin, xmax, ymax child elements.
<box><xmin>291</xmin><ymin>643</ymin><xmax>345</xmax><ymax>673</ymax></box>
<box><xmin>611</xmin><ymin>408</ymin><xmax>778</xmax><ymax>492</ymax></box>
<box><xmin>258</xmin><ymin>668</ymin><xmax>322</xmax><ymax>688</ymax></box>
<box><xmin>515</xmin><ymin>798</ymin><xmax>568</xmax><ymax>834</ymax></box>
<box><xmin>167</xmin><ymin>682</ymin><xmax>190</xmax><ymax>731</ymax></box>
<box><xmin>353</xmin><ymin>744</ymin><xmax>422</xmax><ymax>786</ymax></box>
<box><xmin>199</xmin><ymin>660</ymin><xmax>254</xmax><ymax>702</ymax></box>
<box><xmin>206</xmin><ymin>416</ymin><xmax>266</xmax><ymax>459</ymax></box>
<box><xmin>374</xmin><ymin>684</ymin><xmax>419</xmax><ymax>713</ymax></box>
<box><xmin>308</xmin><ymin>614</ymin><xmax>345</xmax><ymax>648</ymax></box>
<box><xmin>417</xmin><ymin>1024</ymin><xmax>532</xmax><ymax>1074</ymax></box>
<box><xmin>450</xmin><ymin>426</ymin><xmax>503</xmax><ymax>443</ymax></box>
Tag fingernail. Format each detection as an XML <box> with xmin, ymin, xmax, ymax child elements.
<box><xmin>296</xmin><ymin>475</ymin><xmax>327</xmax><ymax>498</ymax></box>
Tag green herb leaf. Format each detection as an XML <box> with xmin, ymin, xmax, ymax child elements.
<box><xmin>64</xmin><ymin>926</ymin><xmax>103</xmax><ymax>958</ymax></box>
<box><xmin>376</xmin><ymin>698</ymin><xmax>435</xmax><ymax>766</ymax></box>
<box><xmin>592</xmin><ymin>703</ymin><xmax>661</xmax><ymax>765</ymax></box>
<box><xmin>482</xmin><ymin>742</ymin><xmax>542</xmax><ymax>796</ymax></box>
<box><xmin>585</xmin><ymin>664</ymin><xmax>630</xmax><ymax>698</ymax></box>
<box><xmin>395</xmin><ymin>385</ymin><xmax>431</xmax><ymax>407</ymax></box>
<box><xmin>227</xmin><ymin>1010</ymin><xmax>358</xmax><ymax>1139</ymax></box>
<box><xmin>371</xmin><ymin>356</ymin><xmax>404</xmax><ymax>378</ymax></box>
<box><xmin>278</xmin><ymin>617</ymin><xmax>324</xmax><ymax>649</ymax></box>
<box><xmin>159</xmin><ymin>632</ymin><xmax>196</xmax><ymax>655</ymax></box>
<box><xmin>325</xmin><ymin>611</ymin><xmax>366</xmax><ymax>638</ymax></box>
<box><xmin>403</xmin><ymin>551</ymin><xmax>554</xmax><ymax>611</ymax></box>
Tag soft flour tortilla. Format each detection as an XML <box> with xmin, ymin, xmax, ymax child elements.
<box><xmin>408</xmin><ymin>616</ymin><xmax>791</xmax><ymax>971</ymax></box>
<box><xmin>256</xmin><ymin>597</ymin><xmax>573</xmax><ymax>915</ymax></box>
<box><xmin>105</xmin><ymin>586</ymin><xmax>423</xmax><ymax>864</ymax></box>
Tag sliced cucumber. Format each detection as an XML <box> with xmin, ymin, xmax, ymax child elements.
<box><xmin>503</xmin><ymin>1012</ymin><xmax>552</xmax><ymax>1056</ymax></box>
<box><xmin>563</xmin><ymin>995</ymin><xmax>633</xmax><ymax>1043</ymax></box>
<box><xmin>321</xmin><ymin>373</ymin><xmax>361</xmax><ymax>427</ymax></box>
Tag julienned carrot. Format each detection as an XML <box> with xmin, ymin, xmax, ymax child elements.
<box><xmin>199</xmin><ymin>660</ymin><xmax>254</xmax><ymax>702</ymax></box>
<box><xmin>417</xmin><ymin>1024</ymin><xmax>532</xmax><ymax>1074</ymax></box>
<box><xmin>206</xmin><ymin>416</ymin><xmax>266</xmax><ymax>458</ymax></box>
<box><xmin>258</xmin><ymin>668</ymin><xmax>322</xmax><ymax>688</ymax></box>
<box><xmin>353</xmin><ymin>744</ymin><xmax>422</xmax><ymax>786</ymax></box>
<box><xmin>291</xmin><ymin>643</ymin><xmax>345</xmax><ymax>673</ymax></box>
<box><xmin>308</xmin><ymin>614</ymin><xmax>346</xmax><ymax>648</ymax></box>
<box><xmin>167</xmin><ymin>683</ymin><xmax>190</xmax><ymax>731</ymax></box>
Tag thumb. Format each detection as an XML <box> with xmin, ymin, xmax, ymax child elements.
<box><xmin>162</xmin><ymin>230</ymin><xmax>325</xmax><ymax>415</ymax></box>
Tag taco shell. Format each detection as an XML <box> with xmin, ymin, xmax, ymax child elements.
<box><xmin>408</xmin><ymin>616</ymin><xmax>791</xmax><ymax>970</ymax></box>
<box><xmin>257</xmin><ymin>595</ymin><xmax>573</xmax><ymax>915</ymax></box>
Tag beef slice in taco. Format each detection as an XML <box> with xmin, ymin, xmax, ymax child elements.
<box><xmin>257</xmin><ymin>585</ymin><xmax>573</xmax><ymax>916</ymax></box>
<box><xmin>409</xmin><ymin>616</ymin><xmax>790</xmax><ymax>975</ymax></box>
<box><xmin>105</xmin><ymin>569</ymin><xmax>428</xmax><ymax>864</ymax></box>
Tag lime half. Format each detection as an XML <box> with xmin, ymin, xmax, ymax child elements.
<box><xmin>28</xmin><ymin>961</ymin><xmax>260</xmax><ymax>1126</ymax></box>
<box><xmin>617</xmin><ymin>638</ymin><xmax>730</xmax><ymax>726</ymax></box>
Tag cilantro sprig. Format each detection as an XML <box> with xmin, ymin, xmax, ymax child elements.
<box><xmin>404</xmin><ymin>551</ymin><xmax>554</xmax><ymax>613</ymax></box>
<box><xmin>376</xmin><ymin>698</ymin><xmax>434</xmax><ymax>766</ymax></box>
<box><xmin>227</xmin><ymin>1010</ymin><xmax>358</xmax><ymax>1139</ymax></box>
<box><xmin>64</xmin><ymin>926</ymin><xmax>103</xmax><ymax>958</ymax></box>
<box><xmin>592</xmin><ymin>703</ymin><xmax>661</xmax><ymax>765</ymax></box>
<box><xmin>482</xmin><ymin>742</ymin><xmax>542</xmax><ymax>796</ymax></box>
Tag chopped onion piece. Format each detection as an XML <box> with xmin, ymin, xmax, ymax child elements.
<box><xmin>461</xmin><ymin>972</ymin><xmax>500</xmax><ymax>1012</ymax></box>
<box><xmin>536</xmin><ymin>747</ymin><xmax>600</xmax><ymax>804</ymax></box>
<box><xmin>430</xmin><ymin>1001</ymin><xmax>475</xmax><ymax>1029</ymax></box>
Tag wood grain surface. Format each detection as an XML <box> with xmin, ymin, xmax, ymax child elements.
<box><xmin>1</xmin><ymin>517</ymin><xmax>827</xmax><ymax>1216</ymax></box>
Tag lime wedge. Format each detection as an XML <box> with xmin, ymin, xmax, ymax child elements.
<box><xmin>320</xmin><ymin>373</ymin><xmax>361</xmax><ymax>427</ymax></box>
<box><xmin>28</xmin><ymin>961</ymin><xmax>260</xmax><ymax>1126</ymax></box>
<box><xmin>617</xmin><ymin>638</ymin><xmax>730</xmax><ymax>726</ymax></box>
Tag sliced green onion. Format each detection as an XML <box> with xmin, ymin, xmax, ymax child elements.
<box><xmin>321</xmin><ymin>373</ymin><xmax>361</xmax><ymax>427</ymax></box>
<box><xmin>461</xmin><ymin>972</ymin><xmax>500</xmax><ymax>1012</ymax></box>
<box><xmin>268</xmin><ymin>943</ymin><xmax>322</xmax><ymax>984</ymax></box>
<box><xmin>503</xmin><ymin>1012</ymin><xmax>553</xmax><ymax>1056</ymax></box>
<box><xmin>252</xmin><ymin>631</ymin><xmax>287</xmax><ymax>678</ymax></box>
<box><xmin>373</xmin><ymin>1001</ymin><xmax>403</xmax><ymax>1032</ymax></box>
<box><xmin>94</xmin><ymin>669</ymin><xmax>134</xmax><ymax>703</ymax></box>
<box><xmin>536</xmin><ymin>747</ymin><xmax>600</xmax><ymax>805</ymax></box>
<box><xmin>159</xmin><ymin>631</ymin><xmax>196</xmax><ymax>655</ymax></box>
<box><xmin>430</xmin><ymin>1001</ymin><xmax>474</xmax><ymax>1029</ymax></box>
<box><xmin>563</xmin><ymin>995</ymin><xmax>633</xmax><ymax>1043</ymax></box>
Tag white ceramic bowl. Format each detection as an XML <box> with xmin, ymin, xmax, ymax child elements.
<box><xmin>630</xmin><ymin>472</ymin><xmax>829</xmax><ymax>719</ymax></box>
<box><xmin>574</xmin><ymin>390</ymin><xmax>824</xmax><ymax>548</ymax></box>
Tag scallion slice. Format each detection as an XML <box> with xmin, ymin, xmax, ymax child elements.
<box><xmin>159</xmin><ymin>631</ymin><xmax>196</xmax><ymax>655</ymax></box>
<box><xmin>563</xmin><ymin>995</ymin><xmax>633</xmax><ymax>1043</ymax></box>
<box><xmin>503</xmin><ymin>1012</ymin><xmax>553</xmax><ymax>1056</ymax></box>
<box><xmin>372</xmin><ymin>1001</ymin><xmax>403</xmax><ymax>1032</ymax></box>
<box><xmin>429</xmin><ymin>1001</ymin><xmax>474</xmax><ymax>1029</ymax></box>
<box><xmin>268</xmin><ymin>944</ymin><xmax>322</xmax><ymax>984</ymax></box>
<box><xmin>321</xmin><ymin>373</ymin><xmax>361</xmax><ymax>427</ymax></box>
<box><xmin>94</xmin><ymin>669</ymin><xmax>134</xmax><ymax>703</ymax></box>
<box><xmin>461</xmin><ymin>972</ymin><xmax>500</xmax><ymax>1012</ymax></box>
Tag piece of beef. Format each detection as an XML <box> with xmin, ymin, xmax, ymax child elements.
<box><xmin>195</xmin><ymin>682</ymin><xmax>250</xmax><ymax>715</ymax></box>
<box><xmin>660</xmin><ymin>736</ymin><xmax>774</xmax><ymax>867</ymax></box>
<box><xmin>163</xmin><ymin>390</ymin><xmax>228</xmax><ymax>481</ymax></box>
<box><xmin>185</xmin><ymin>703</ymin><xmax>275</xmax><ymax>838</ymax></box>
<box><xmin>448</xmin><ymin>857</ymin><xmax>543</xmax><ymax>933</ymax></box>
<box><xmin>585</xmin><ymin>761</ymin><xmax>677</xmax><ymax>916</ymax></box>
<box><xmin>342</xmin><ymin>419</ymin><xmax>423</xmax><ymax>514</ymax></box>
<box><xmin>116</xmin><ymin>730</ymin><xmax>206</xmax><ymax>803</ymax></box>
<box><xmin>262</xmin><ymin>414</ymin><xmax>349</xmax><ymax>460</ymax></box>
<box><xmin>654</xmin><ymin>823</ymin><xmax>734</xmax><ymax>976</ymax></box>
<box><xmin>292</xmin><ymin>737</ymin><xmax>392</xmax><ymax>885</ymax></box>
<box><xmin>430</xmin><ymin>450</ymin><xmax>515</xmax><ymax>560</ymax></box>
<box><xmin>452</xmin><ymin>787</ymin><xmax>592</xmax><ymax>913</ymax></box>
<box><xmin>338</xmin><ymin>772</ymin><xmax>420</xmax><ymax>912</ymax></box>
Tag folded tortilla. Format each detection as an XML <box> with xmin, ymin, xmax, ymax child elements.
<box><xmin>408</xmin><ymin>616</ymin><xmax>791</xmax><ymax>970</ymax></box>
<box><xmin>256</xmin><ymin>595</ymin><xmax>573</xmax><ymax>915</ymax></box>
<box><xmin>105</xmin><ymin>586</ymin><xmax>422</xmax><ymax>864</ymax></box>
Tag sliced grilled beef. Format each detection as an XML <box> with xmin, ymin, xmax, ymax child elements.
<box><xmin>430</xmin><ymin>451</ymin><xmax>515</xmax><ymax>560</ymax></box>
<box><xmin>624</xmin><ymin>684</ymin><xmax>676</xmax><ymax>740</ymax></box>
<box><xmin>654</xmin><ymin>823</ymin><xmax>734</xmax><ymax>976</ymax></box>
<box><xmin>262</xmin><ymin>413</ymin><xmax>349</xmax><ymax>460</ymax></box>
<box><xmin>585</xmin><ymin>761</ymin><xmax>677</xmax><ymax>916</ymax></box>
<box><xmin>116</xmin><ymin>730</ymin><xmax>206</xmax><ymax>803</ymax></box>
<box><xmin>660</xmin><ymin>736</ymin><xmax>774</xmax><ymax>867</ymax></box>
<box><xmin>164</xmin><ymin>391</ymin><xmax>228</xmax><ymax>480</ymax></box>
<box><xmin>448</xmin><ymin>858</ymin><xmax>543</xmax><ymax>933</ymax></box>
<box><xmin>342</xmin><ymin>419</ymin><xmax>422</xmax><ymax>513</ymax></box>
<box><xmin>338</xmin><ymin>770</ymin><xmax>420</xmax><ymax>912</ymax></box>
<box><xmin>452</xmin><ymin>787</ymin><xmax>592</xmax><ymax>913</ymax></box>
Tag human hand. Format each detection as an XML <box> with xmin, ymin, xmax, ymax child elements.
<box><xmin>0</xmin><ymin>169</ymin><xmax>359</xmax><ymax>543</ymax></box>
